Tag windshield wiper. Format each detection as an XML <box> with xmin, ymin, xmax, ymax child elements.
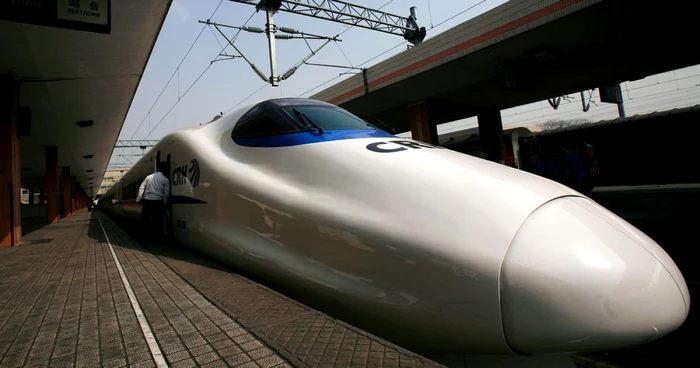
<box><xmin>292</xmin><ymin>108</ymin><xmax>324</xmax><ymax>135</ymax></box>
<box><xmin>363</xmin><ymin>116</ymin><xmax>395</xmax><ymax>134</ymax></box>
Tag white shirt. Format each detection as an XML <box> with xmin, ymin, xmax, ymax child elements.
<box><xmin>137</xmin><ymin>172</ymin><xmax>170</xmax><ymax>203</ymax></box>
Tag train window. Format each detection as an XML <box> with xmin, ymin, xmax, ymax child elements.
<box><xmin>232</xmin><ymin>114</ymin><xmax>298</xmax><ymax>139</ymax></box>
<box><xmin>282</xmin><ymin>106</ymin><xmax>377</xmax><ymax>131</ymax></box>
<box><xmin>239</xmin><ymin>103</ymin><xmax>266</xmax><ymax>121</ymax></box>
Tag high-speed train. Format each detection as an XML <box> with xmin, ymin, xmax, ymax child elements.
<box><xmin>101</xmin><ymin>98</ymin><xmax>689</xmax><ymax>356</ymax></box>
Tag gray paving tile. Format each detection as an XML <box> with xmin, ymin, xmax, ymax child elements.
<box><xmin>123</xmin><ymin>336</ymin><xmax>147</xmax><ymax>349</ymax></box>
<box><xmin>0</xmin><ymin>351</ymin><xmax>27</xmax><ymax>367</ymax></box>
<box><xmin>24</xmin><ymin>356</ymin><xmax>51</xmax><ymax>367</ymax></box>
<box><xmin>130</xmin><ymin>360</ymin><xmax>157</xmax><ymax>368</ymax></box>
<box><xmin>201</xmin><ymin>360</ymin><xmax>230</xmax><ymax>368</ymax></box>
<box><xmin>212</xmin><ymin>338</ymin><xmax>236</xmax><ymax>350</ymax></box>
<box><xmin>184</xmin><ymin>337</ymin><xmax>208</xmax><ymax>349</ymax></box>
<box><xmin>76</xmin><ymin>349</ymin><xmax>101</xmax><ymax>367</ymax></box>
<box><xmin>194</xmin><ymin>351</ymin><xmax>221</xmax><ymax>365</ymax></box>
<box><xmin>51</xmin><ymin>345</ymin><xmax>75</xmax><ymax>359</ymax></box>
<box><xmin>125</xmin><ymin>345</ymin><xmax>149</xmax><ymax>357</ymax></box>
<box><xmin>171</xmin><ymin>358</ymin><xmax>198</xmax><ymax>368</ymax></box>
<box><xmin>248</xmin><ymin>347</ymin><xmax>275</xmax><ymax>360</ymax></box>
<box><xmin>204</xmin><ymin>332</ymin><xmax>229</xmax><ymax>343</ymax></box>
<box><xmin>233</xmin><ymin>361</ymin><xmax>261</xmax><ymax>368</ymax></box>
<box><xmin>161</xmin><ymin>342</ymin><xmax>187</xmax><ymax>355</ymax></box>
<box><xmin>100</xmin><ymin>344</ymin><xmax>125</xmax><ymax>362</ymax></box>
<box><xmin>102</xmin><ymin>357</ymin><xmax>127</xmax><ymax>368</ymax></box>
<box><xmin>189</xmin><ymin>343</ymin><xmax>214</xmax><ymax>357</ymax></box>
<box><xmin>225</xmin><ymin>352</ymin><xmax>252</xmax><ymax>367</ymax></box>
<box><xmin>49</xmin><ymin>353</ymin><xmax>75</xmax><ymax>367</ymax></box>
<box><xmin>127</xmin><ymin>351</ymin><xmax>153</xmax><ymax>365</ymax></box>
<box><xmin>165</xmin><ymin>350</ymin><xmax>191</xmax><ymax>364</ymax></box>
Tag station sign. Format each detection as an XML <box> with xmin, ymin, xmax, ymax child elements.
<box><xmin>0</xmin><ymin>0</ymin><xmax>111</xmax><ymax>34</ymax></box>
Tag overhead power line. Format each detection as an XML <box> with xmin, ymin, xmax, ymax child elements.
<box><xmin>225</xmin><ymin>83</ymin><xmax>270</xmax><ymax>114</ymax></box>
<box><xmin>297</xmin><ymin>40</ymin><xmax>406</xmax><ymax>97</ymax></box>
<box><xmin>141</xmin><ymin>10</ymin><xmax>259</xmax><ymax>139</ymax></box>
<box><xmin>130</xmin><ymin>0</ymin><xmax>226</xmax><ymax>139</ymax></box>
<box><xmin>297</xmin><ymin>0</ymin><xmax>488</xmax><ymax>98</ymax></box>
<box><xmin>430</xmin><ymin>0</ymin><xmax>486</xmax><ymax>30</ymax></box>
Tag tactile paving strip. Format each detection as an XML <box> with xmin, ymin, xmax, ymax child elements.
<box><xmin>211</xmin><ymin>285</ymin><xmax>311</xmax><ymax>328</ymax></box>
<box><xmin>258</xmin><ymin>314</ymin><xmax>437</xmax><ymax>368</ymax></box>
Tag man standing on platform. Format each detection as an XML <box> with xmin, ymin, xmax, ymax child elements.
<box><xmin>136</xmin><ymin>162</ymin><xmax>170</xmax><ymax>239</ymax></box>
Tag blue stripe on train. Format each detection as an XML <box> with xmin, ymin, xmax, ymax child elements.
<box><xmin>233</xmin><ymin>129</ymin><xmax>394</xmax><ymax>148</ymax></box>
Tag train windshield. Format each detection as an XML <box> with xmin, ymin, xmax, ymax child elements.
<box><xmin>282</xmin><ymin>106</ymin><xmax>378</xmax><ymax>131</ymax></box>
<box><xmin>233</xmin><ymin>101</ymin><xmax>382</xmax><ymax>140</ymax></box>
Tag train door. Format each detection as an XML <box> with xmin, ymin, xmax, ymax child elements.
<box><xmin>116</xmin><ymin>181</ymin><xmax>122</xmax><ymax>215</ymax></box>
<box><xmin>164</xmin><ymin>153</ymin><xmax>173</xmax><ymax>240</ymax></box>
<box><xmin>167</xmin><ymin>148</ymin><xmax>190</xmax><ymax>245</ymax></box>
<box><xmin>154</xmin><ymin>149</ymin><xmax>173</xmax><ymax>240</ymax></box>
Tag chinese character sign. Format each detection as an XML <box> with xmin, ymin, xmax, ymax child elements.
<box><xmin>58</xmin><ymin>0</ymin><xmax>108</xmax><ymax>26</ymax></box>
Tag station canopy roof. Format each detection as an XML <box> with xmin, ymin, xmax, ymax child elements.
<box><xmin>0</xmin><ymin>0</ymin><xmax>172</xmax><ymax>195</ymax></box>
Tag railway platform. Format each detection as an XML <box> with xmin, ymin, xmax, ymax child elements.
<box><xmin>0</xmin><ymin>211</ymin><xmax>441</xmax><ymax>368</ymax></box>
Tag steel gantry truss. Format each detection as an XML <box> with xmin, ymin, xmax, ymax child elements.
<box><xmin>114</xmin><ymin>140</ymin><xmax>159</xmax><ymax>149</ymax></box>
<box><xmin>217</xmin><ymin>0</ymin><xmax>426</xmax><ymax>87</ymax></box>
<box><xmin>111</xmin><ymin>140</ymin><xmax>159</xmax><ymax>168</ymax></box>
<box><xmin>229</xmin><ymin>0</ymin><xmax>426</xmax><ymax>42</ymax></box>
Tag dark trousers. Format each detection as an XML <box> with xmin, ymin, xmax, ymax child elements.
<box><xmin>140</xmin><ymin>199</ymin><xmax>165</xmax><ymax>239</ymax></box>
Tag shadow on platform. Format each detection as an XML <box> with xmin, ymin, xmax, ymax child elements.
<box><xmin>21</xmin><ymin>217</ymin><xmax>51</xmax><ymax>236</ymax></box>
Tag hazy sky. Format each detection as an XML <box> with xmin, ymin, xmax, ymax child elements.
<box><xmin>111</xmin><ymin>0</ymin><xmax>700</xmax><ymax>164</ymax></box>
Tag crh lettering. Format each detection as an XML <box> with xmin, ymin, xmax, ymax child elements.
<box><xmin>366</xmin><ymin>140</ymin><xmax>443</xmax><ymax>153</ymax></box>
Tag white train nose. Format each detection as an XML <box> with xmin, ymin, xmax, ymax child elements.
<box><xmin>500</xmin><ymin>196</ymin><xmax>689</xmax><ymax>354</ymax></box>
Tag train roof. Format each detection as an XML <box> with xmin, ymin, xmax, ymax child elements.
<box><xmin>199</xmin><ymin>97</ymin><xmax>337</xmax><ymax>129</ymax></box>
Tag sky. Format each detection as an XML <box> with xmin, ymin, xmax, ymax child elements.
<box><xmin>110</xmin><ymin>0</ymin><xmax>700</xmax><ymax>165</ymax></box>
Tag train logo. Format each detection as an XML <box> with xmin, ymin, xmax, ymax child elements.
<box><xmin>172</xmin><ymin>158</ymin><xmax>200</xmax><ymax>188</ymax></box>
<box><xmin>188</xmin><ymin>158</ymin><xmax>200</xmax><ymax>188</ymax></box>
<box><xmin>366</xmin><ymin>140</ymin><xmax>444</xmax><ymax>153</ymax></box>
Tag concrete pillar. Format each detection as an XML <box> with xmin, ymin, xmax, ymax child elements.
<box><xmin>46</xmin><ymin>147</ymin><xmax>59</xmax><ymax>223</ymax></box>
<box><xmin>477</xmin><ymin>108</ymin><xmax>506</xmax><ymax>163</ymax></box>
<box><xmin>0</xmin><ymin>75</ymin><xmax>21</xmax><ymax>247</ymax></box>
<box><xmin>70</xmin><ymin>182</ymin><xmax>76</xmax><ymax>214</ymax></box>
<box><xmin>62</xmin><ymin>167</ymin><xmax>71</xmax><ymax>218</ymax></box>
<box><xmin>407</xmin><ymin>101</ymin><xmax>438</xmax><ymax>145</ymax></box>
